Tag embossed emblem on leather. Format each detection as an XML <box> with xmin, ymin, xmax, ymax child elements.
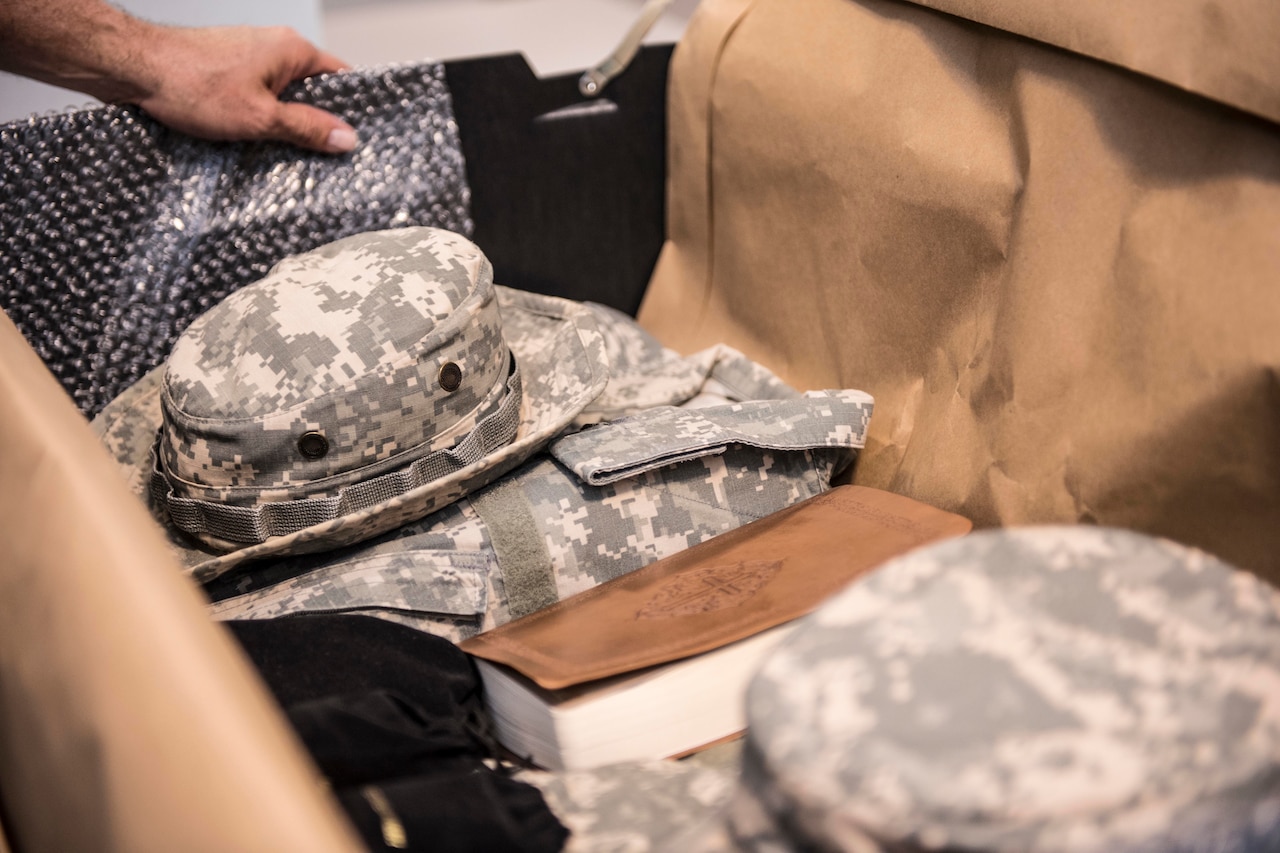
<box><xmin>635</xmin><ymin>560</ymin><xmax>782</xmax><ymax>619</ymax></box>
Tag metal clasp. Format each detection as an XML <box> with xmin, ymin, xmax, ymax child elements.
<box><xmin>579</xmin><ymin>0</ymin><xmax>676</xmax><ymax>97</ymax></box>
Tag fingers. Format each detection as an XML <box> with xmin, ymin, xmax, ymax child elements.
<box><xmin>131</xmin><ymin>23</ymin><xmax>362</xmax><ymax>154</ymax></box>
<box><xmin>260</xmin><ymin>31</ymin><xmax>357</xmax><ymax>153</ymax></box>
<box><xmin>269</xmin><ymin>102</ymin><xmax>359</xmax><ymax>154</ymax></box>
<box><xmin>308</xmin><ymin>49</ymin><xmax>351</xmax><ymax>77</ymax></box>
<box><xmin>265</xmin><ymin>28</ymin><xmax>351</xmax><ymax>89</ymax></box>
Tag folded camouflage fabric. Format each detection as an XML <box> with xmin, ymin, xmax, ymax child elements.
<box><xmin>514</xmin><ymin>754</ymin><xmax>739</xmax><ymax>853</ymax></box>
<box><xmin>681</xmin><ymin>527</ymin><xmax>1280</xmax><ymax>853</ymax></box>
<box><xmin>93</xmin><ymin>247</ymin><xmax>876</xmax><ymax>625</ymax></box>
<box><xmin>94</xmin><ymin>227</ymin><xmax>611</xmax><ymax>582</ymax></box>
<box><xmin>200</xmin><ymin>343</ymin><xmax>875</xmax><ymax>640</ymax></box>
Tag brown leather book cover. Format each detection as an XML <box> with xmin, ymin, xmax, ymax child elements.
<box><xmin>461</xmin><ymin>485</ymin><xmax>971</xmax><ymax>689</ymax></box>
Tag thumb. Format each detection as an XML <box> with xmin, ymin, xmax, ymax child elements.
<box><xmin>268</xmin><ymin>101</ymin><xmax>358</xmax><ymax>154</ymax></box>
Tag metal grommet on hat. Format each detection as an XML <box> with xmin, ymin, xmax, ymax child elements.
<box><xmin>109</xmin><ymin>226</ymin><xmax>611</xmax><ymax>580</ymax></box>
<box><xmin>151</xmin><ymin>226</ymin><xmax>523</xmax><ymax>547</ymax></box>
<box><xmin>439</xmin><ymin>362</ymin><xmax>462</xmax><ymax>392</ymax></box>
<box><xmin>298</xmin><ymin>431</ymin><xmax>329</xmax><ymax>460</ymax></box>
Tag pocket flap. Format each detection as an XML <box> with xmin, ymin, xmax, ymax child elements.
<box><xmin>551</xmin><ymin>390</ymin><xmax>875</xmax><ymax>486</ymax></box>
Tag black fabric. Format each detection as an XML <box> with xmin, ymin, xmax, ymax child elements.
<box><xmin>228</xmin><ymin>612</ymin><xmax>479</xmax><ymax>714</ymax></box>
<box><xmin>446</xmin><ymin>45</ymin><xmax>671</xmax><ymax>316</ymax></box>
<box><xmin>285</xmin><ymin>689</ymin><xmax>478</xmax><ymax>787</ymax></box>
<box><xmin>340</xmin><ymin>772</ymin><xmax>568</xmax><ymax>853</ymax></box>
<box><xmin>227</xmin><ymin>614</ymin><xmax>568</xmax><ymax>853</ymax></box>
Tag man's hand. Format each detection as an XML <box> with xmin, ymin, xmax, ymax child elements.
<box><xmin>137</xmin><ymin>25</ymin><xmax>357</xmax><ymax>153</ymax></box>
<box><xmin>0</xmin><ymin>0</ymin><xmax>359</xmax><ymax>154</ymax></box>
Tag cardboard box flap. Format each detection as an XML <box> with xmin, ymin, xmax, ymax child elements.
<box><xmin>913</xmin><ymin>0</ymin><xmax>1280</xmax><ymax>125</ymax></box>
<box><xmin>640</xmin><ymin>0</ymin><xmax>1280</xmax><ymax>580</ymax></box>
<box><xmin>0</xmin><ymin>311</ymin><xmax>360</xmax><ymax>852</ymax></box>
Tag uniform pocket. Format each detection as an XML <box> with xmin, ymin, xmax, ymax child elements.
<box><xmin>549</xmin><ymin>390</ymin><xmax>875</xmax><ymax>486</ymax></box>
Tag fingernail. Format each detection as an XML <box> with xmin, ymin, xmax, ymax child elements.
<box><xmin>326</xmin><ymin>127</ymin><xmax>358</xmax><ymax>152</ymax></box>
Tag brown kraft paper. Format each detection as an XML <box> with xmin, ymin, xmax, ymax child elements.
<box><xmin>640</xmin><ymin>0</ymin><xmax>1280</xmax><ymax>582</ymax></box>
<box><xmin>0</xmin><ymin>310</ymin><xmax>360</xmax><ymax>851</ymax></box>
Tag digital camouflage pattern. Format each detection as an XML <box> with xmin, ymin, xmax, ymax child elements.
<box><xmin>159</xmin><ymin>227</ymin><xmax>513</xmax><ymax>499</ymax></box>
<box><xmin>88</xmin><ymin>229</ymin><xmax>879</xmax><ymax>852</ymax></box>
<box><xmin>552</xmin><ymin>391</ymin><xmax>874</xmax><ymax>486</ymax></box>
<box><xmin>203</xmin><ymin>344</ymin><xmax>873</xmax><ymax>640</ymax></box>
<box><xmin>571</xmin><ymin>300</ymin><xmax>712</xmax><ymax>426</ymax></box>
<box><xmin>92</xmin><ymin>228</ymin><xmax>616</xmax><ymax>580</ymax></box>
<box><xmin>513</xmin><ymin>752</ymin><xmax>739</xmax><ymax>853</ymax></box>
<box><xmin>205</xmin><ymin>442</ymin><xmax>861</xmax><ymax>638</ymax></box>
<box><xmin>153</xmin><ymin>227</ymin><xmax>531</xmax><ymax>549</ymax></box>
<box><xmin>92</xmin><ymin>268</ymin><xmax>875</xmax><ymax>601</ymax></box>
<box><xmin>711</xmin><ymin>527</ymin><xmax>1280</xmax><ymax>852</ymax></box>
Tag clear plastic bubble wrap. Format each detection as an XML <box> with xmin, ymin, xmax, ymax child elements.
<box><xmin>0</xmin><ymin>62</ymin><xmax>473</xmax><ymax>416</ymax></box>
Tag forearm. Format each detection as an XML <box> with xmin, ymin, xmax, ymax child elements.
<box><xmin>0</xmin><ymin>0</ymin><xmax>161</xmax><ymax>103</ymax></box>
<box><xmin>0</xmin><ymin>0</ymin><xmax>356</xmax><ymax>152</ymax></box>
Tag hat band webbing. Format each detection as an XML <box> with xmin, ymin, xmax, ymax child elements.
<box><xmin>151</xmin><ymin>362</ymin><xmax>524</xmax><ymax>546</ymax></box>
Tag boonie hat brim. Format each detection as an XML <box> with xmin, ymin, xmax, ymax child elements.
<box><xmin>93</xmin><ymin>273</ymin><xmax>609</xmax><ymax>585</ymax></box>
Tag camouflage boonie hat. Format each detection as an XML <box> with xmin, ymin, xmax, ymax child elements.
<box><xmin>96</xmin><ymin>227</ymin><xmax>609</xmax><ymax>576</ymax></box>
<box><xmin>704</xmin><ymin>527</ymin><xmax>1280</xmax><ymax>852</ymax></box>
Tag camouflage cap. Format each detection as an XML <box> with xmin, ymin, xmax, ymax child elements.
<box><xmin>94</xmin><ymin>227</ymin><xmax>609</xmax><ymax>577</ymax></box>
<box><xmin>715</xmin><ymin>527</ymin><xmax>1280</xmax><ymax>852</ymax></box>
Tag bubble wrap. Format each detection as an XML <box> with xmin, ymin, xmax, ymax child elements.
<box><xmin>0</xmin><ymin>63</ymin><xmax>473</xmax><ymax>417</ymax></box>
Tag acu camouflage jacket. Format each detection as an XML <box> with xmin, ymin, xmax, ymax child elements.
<box><xmin>115</xmin><ymin>300</ymin><xmax>875</xmax><ymax>642</ymax></box>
